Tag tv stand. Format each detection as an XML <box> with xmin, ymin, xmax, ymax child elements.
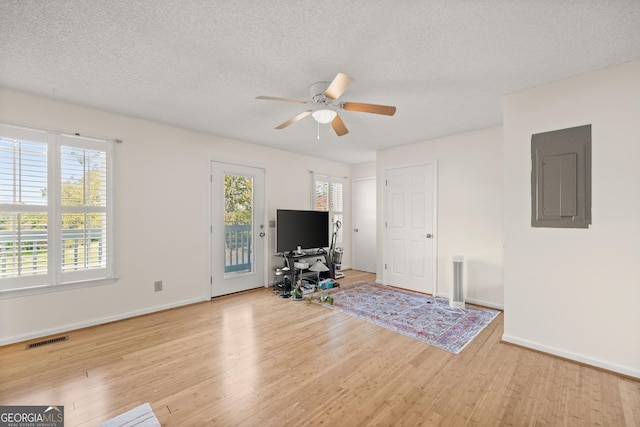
<box><xmin>277</xmin><ymin>249</ymin><xmax>335</xmax><ymax>284</ymax></box>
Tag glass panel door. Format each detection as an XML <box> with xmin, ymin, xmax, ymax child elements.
<box><xmin>224</xmin><ymin>174</ymin><xmax>253</xmax><ymax>275</ymax></box>
<box><xmin>211</xmin><ymin>161</ymin><xmax>265</xmax><ymax>297</ymax></box>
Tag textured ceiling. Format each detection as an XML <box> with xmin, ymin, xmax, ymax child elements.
<box><xmin>1</xmin><ymin>1</ymin><xmax>639</xmax><ymax>164</ymax></box>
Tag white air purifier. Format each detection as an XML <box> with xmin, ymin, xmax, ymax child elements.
<box><xmin>450</xmin><ymin>254</ymin><xmax>465</xmax><ymax>309</ymax></box>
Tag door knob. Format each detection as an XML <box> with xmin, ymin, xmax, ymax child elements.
<box><xmin>259</xmin><ymin>232</ymin><xmax>266</xmax><ymax>237</ymax></box>
<box><xmin>354</xmin><ymin>228</ymin><xmax>359</xmax><ymax>232</ymax></box>
<box><xmin>426</xmin><ymin>233</ymin><xmax>433</xmax><ymax>238</ymax></box>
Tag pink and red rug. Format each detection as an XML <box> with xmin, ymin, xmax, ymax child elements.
<box><xmin>313</xmin><ymin>281</ymin><xmax>499</xmax><ymax>354</ymax></box>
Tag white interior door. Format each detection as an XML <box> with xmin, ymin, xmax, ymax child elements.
<box><xmin>384</xmin><ymin>163</ymin><xmax>436</xmax><ymax>294</ymax></box>
<box><xmin>211</xmin><ymin>161</ymin><xmax>266</xmax><ymax>297</ymax></box>
<box><xmin>352</xmin><ymin>177</ymin><xmax>376</xmax><ymax>273</ymax></box>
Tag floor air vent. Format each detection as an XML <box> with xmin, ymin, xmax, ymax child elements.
<box><xmin>26</xmin><ymin>335</ymin><xmax>69</xmax><ymax>349</ymax></box>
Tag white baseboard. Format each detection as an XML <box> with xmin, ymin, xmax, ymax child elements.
<box><xmin>434</xmin><ymin>292</ymin><xmax>503</xmax><ymax>310</ymax></box>
<box><xmin>464</xmin><ymin>297</ymin><xmax>504</xmax><ymax>310</ymax></box>
<box><xmin>0</xmin><ymin>296</ymin><xmax>209</xmax><ymax>347</ymax></box>
<box><xmin>501</xmin><ymin>334</ymin><xmax>640</xmax><ymax>379</ymax></box>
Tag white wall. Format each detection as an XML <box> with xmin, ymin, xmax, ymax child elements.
<box><xmin>502</xmin><ymin>60</ymin><xmax>640</xmax><ymax>378</ymax></box>
<box><xmin>350</xmin><ymin>161</ymin><xmax>376</xmax><ymax>179</ymax></box>
<box><xmin>0</xmin><ymin>88</ymin><xmax>350</xmax><ymax>344</ymax></box>
<box><xmin>377</xmin><ymin>127</ymin><xmax>504</xmax><ymax>308</ymax></box>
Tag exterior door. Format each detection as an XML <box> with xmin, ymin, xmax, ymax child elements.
<box><xmin>211</xmin><ymin>161</ymin><xmax>266</xmax><ymax>297</ymax></box>
<box><xmin>352</xmin><ymin>177</ymin><xmax>376</xmax><ymax>273</ymax></box>
<box><xmin>384</xmin><ymin>163</ymin><xmax>436</xmax><ymax>294</ymax></box>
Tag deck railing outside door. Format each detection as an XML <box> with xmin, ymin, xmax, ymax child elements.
<box><xmin>224</xmin><ymin>224</ymin><xmax>252</xmax><ymax>273</ymax></box>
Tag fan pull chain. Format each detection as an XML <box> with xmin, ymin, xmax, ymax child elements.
<box><xmin>317</xmin><ymin>121</ymin><xmax>320</xmax><ymax>140</ymax></box>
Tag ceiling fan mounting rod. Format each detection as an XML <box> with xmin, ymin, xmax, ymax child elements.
<box><xmin>309</xmin><ymin>81</ymin><xmax>330</xmax><ymax>93</ymax></box>
<box><xmin>311</xmin><ymin>93</ymin><xmax>333</xmax><ymax>106</ymax></box>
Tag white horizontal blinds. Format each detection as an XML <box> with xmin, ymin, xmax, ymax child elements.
<box><xmin>329</xmin><ymin>179</ymin><xmax>343</xmax><ymax>212</ymax></box>
<box><xmin>0</xmin><ymin>138</ymin><xmax>48</xmax><ymax>206</ymax></box>
<box><xmin>313</xmin><ymin>173</ymin><xmax>344</xmax><ymax>246</ymax></box>
<box><xmin>60</xmin><ymin>143</ymin><xmax>108</xmax><ymax>273</ymax></box>
<box><xmin>0</xmin><ymin>134</ymin><xmax>49</xmax><ymax>280</ymax></box>
<box><xmin>314</xmin><ymin>177</ymin><xmax>329</xmax><ymax>211</ymax></box>
<box><xmin>329</xmin><ymin>177</ymin><xmax>344</xmax><ymax>246</ymax></box>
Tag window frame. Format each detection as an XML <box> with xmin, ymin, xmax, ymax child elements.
<box><xmin>0</xmin><ymin>124</ymin><xmax>117</xmax><ymax>299</ymax></box>
<box><xmin>312</xmin><ymin>172</ymin><xmax>344</xmax><ymax>247</ymax></box>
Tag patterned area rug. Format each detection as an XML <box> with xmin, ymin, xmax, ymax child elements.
<box><xmin>312</xmin><ymin>281</ymin><xmax>499</xmax><ymax>354</ymax></box>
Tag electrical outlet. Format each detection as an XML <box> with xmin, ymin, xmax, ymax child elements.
<box><xmin>154</xmin><ymin>280</ymin><xmax>163</xmax><ymax>292</ymax></box>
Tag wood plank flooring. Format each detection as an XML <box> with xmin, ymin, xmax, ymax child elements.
<box><xmin>1</xmin><ymin>270</ymin><xmax>638</xmax><ymax>426</ymax></box>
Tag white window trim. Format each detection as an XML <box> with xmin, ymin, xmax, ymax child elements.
<box><xmin>0</xmin><ymin>124</ymin><xmax>117</xmax><ymax>299</ymax></box>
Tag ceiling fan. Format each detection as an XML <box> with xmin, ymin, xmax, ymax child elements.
<box><xmin>256</xmin><ymin>72</ymin><xmax>396</xmax><ymax>137</ymax></box>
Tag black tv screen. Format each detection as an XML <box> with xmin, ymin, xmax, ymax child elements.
<box><xmin>276</xmin><ymin>209</ymin><xmax>329</xmax><ymax>253</ymax></box>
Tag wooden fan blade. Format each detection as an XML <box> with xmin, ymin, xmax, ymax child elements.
<box><xmin>324</xmin><ymin>73</ymin><xmax>355</xmax><ymax>100</ymax></box>
<box><xmin>341</xmin><ymin>102</ymin><xmax>396</xmax><ymax>116</ymax></box>
<box><xmin>275</xmin><ymin>111</ymin><xmax>312</xmax><ymax>129</ymax></box>
<box><xmin>256</xmin><ymin>95</ymin><xmax>308</xmax><ymax>104</ymax></box>
<box><xmin>332</xmin><ymin>114</ymin><xmax>349</xmax><ymax>136</ymax></box>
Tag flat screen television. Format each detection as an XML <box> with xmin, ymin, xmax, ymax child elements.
<box><xmin>276</xmin><ymin>209</ymin><xmax>329</xmax><ymax>254</ymax></box>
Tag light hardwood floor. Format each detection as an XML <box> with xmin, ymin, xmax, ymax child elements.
<box><xmin>1</xmin><ymin>270</ymin><xmax>638</xmax><ymax>426</ymax></box>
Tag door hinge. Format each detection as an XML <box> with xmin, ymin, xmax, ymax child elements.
<box><xmin>384</xmin><ymin>263</ymin><xmax>387</xmax><ymax>269</ymax></box>
<box><xmin>385</xmin><ymin>179</ymin><xmax>388</xmax><ymax>186</ymax></box>
<box><xmin>210</xmin><ymin>174</ymin><xmax>213</xmax><ymax>183</ymax></box>
<box><xmin>210</xmin><ymin>276</ymin><xmax>213</xmax><ymax>284</ymax></box>
<box><xmin>210</xmin><ymin>225</ymin><xmax>213</xmax><ymax>233</ymax></box>
<box><xmin>385</xmin><ymin>221</ymin><xmax>387</xmax><ymax>228</ymax></box>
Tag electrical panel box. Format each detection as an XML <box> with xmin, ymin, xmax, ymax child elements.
<box><xmin>531</xmin><ymin>124</ymin><xmax>591</xmax><ymax>228</ymax></box>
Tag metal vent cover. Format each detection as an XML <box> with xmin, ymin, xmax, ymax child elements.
<box><xmin>26</xmin><ymin>335</ymin><xmax>69</xmax><ymax>349</ymax></box>
<box><xmin>452</xmin><ymin>260</ymin><xmax>464</xmax><ymax>301</ymax></box>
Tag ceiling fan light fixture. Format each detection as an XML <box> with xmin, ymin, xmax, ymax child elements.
<box><xmin>311</xmin><ymin>109</ymin><xmax>336</xmax><ymax>124</ymax></box>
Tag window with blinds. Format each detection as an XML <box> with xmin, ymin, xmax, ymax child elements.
<box><xmin>0</xmin><ymin>124</ymin><xmax>115</xmax><ymax>296</ymax></box>
<box><xmin>0</xmin><ymin>136</ymin><xmax>49</xmax><ymax>281</ymax></box>
<box><xmin>312</xmin><ymin>173</ymin><xmax>344</xmax><ymax>246</ymax></box>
